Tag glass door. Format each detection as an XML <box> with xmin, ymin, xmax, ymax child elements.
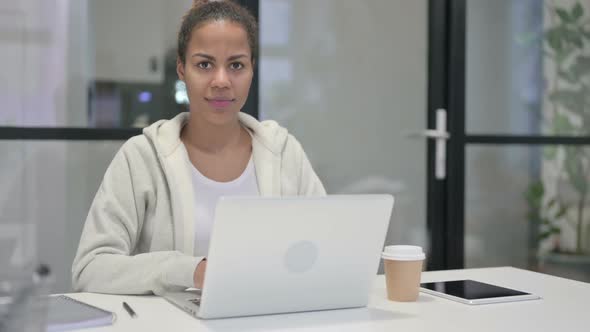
<box><xmin>444</xmin><ymin>0</ymin><xmax>590</xmax><ymax>282</ymax></box>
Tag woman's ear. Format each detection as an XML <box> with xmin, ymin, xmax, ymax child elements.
<box><xmin>176</xmin><ymin>58</ymin><xmax>186</xmax><ymax>81</ymax></box>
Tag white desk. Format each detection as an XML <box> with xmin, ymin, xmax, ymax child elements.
<box><xmin>66</xmin><ymin>267</ymin><xmax>589</xmax><ymax>332</ymax></box>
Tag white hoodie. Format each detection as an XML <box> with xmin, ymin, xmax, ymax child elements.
<box><xmin>71</xmin><ymin>112</ymin><xmax>326</xmax><ymax>295</ymax></box>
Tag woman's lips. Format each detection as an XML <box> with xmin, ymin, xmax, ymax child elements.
<box><xmin>206</xmin><ymin>98</ymin><xmax>234</xmax><ymax>109</ymax></box>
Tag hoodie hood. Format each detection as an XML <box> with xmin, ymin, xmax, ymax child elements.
<box><xmin>142</xmin><ymin>112</ymin><xmax>289</xmax><ymax>158</ymax></box>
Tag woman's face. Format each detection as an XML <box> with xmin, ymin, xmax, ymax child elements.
<box><xmin>177</xmin><ymin>20</ymin><xmax>253</xmax><ymax>126</ymax></box>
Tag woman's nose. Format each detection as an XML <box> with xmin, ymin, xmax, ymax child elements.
<box><xmin>211</xmin><ymin>68</ymin><xmax>231</xmax><ymax>89</ymax></box>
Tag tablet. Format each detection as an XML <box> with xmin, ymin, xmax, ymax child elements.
<box><xmin>420</xmin><ymin>279</ymin><xmax>541</xmax><ymax>305</ymax></box>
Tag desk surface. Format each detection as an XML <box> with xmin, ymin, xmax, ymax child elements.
<box><xmin>65</xmin><ymin>267</ymin><xmax>588</xmax><ymax>332</ymax></box>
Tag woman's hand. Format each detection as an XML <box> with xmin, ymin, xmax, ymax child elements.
<box><xmin>193</xmin><ymin>258</ymin><xmax>207</xmax><ymax>289</ymax></box>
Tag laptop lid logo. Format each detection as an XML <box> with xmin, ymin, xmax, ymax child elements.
<box><xmin>284</xmin><ymin>240</ymin><xmax>318</xmax><ymax>273</ymax></box>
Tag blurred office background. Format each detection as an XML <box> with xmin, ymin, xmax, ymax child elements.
<box><xmin>1</xmin><ymin>0</ymin><xmax>590</xmax><ymax>294</ymax></box>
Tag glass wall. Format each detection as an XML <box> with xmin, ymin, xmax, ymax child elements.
<box><xmin>466</xmin><ymin>145</ymin><xmax>590</xmax><ymax>282</ymax></box>
<box><xmin>0</xmin><ymin>0</ymin><xmax>192</xmax><ymax>129</ymax></box>
<box><xmin>0</xmin><ymin>0</ymin><xmax>193</xmax><ymax>293</ymax></box>
<box><xmin>464</xmin><ymin>0</ymin><xmax>590</xmax><ymax>282</ymax></box>
<box><xmin>0</xmin><ymin>141</ymin><xmax>124</xmax><ymax>292</ymax></box>
<box><xmin>465</xmin><ymin>0</ymin><xmax>543</xmax><ymax>136</ymax></box>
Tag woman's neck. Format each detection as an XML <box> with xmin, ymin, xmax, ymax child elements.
<box><xmin>181</xmin><ymin>113</ymin><xmax>243</xmax><ymax>154</ymax></box>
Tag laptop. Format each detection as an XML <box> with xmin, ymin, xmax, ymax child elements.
<box><xmin>163</xmin><ymin>195</ymin><xmax>394</xmax><ymax>319</ymax></box>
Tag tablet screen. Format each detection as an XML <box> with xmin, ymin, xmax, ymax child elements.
<box><xmin>420</xmin><ymin>280</ymin><xmax>530</xmax><ymax>300</ymax></box>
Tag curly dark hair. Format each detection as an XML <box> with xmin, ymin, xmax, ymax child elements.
<box><xmin>177</xmin><ymin>0</ymin><xmax>258</xmax><ymax>65</ymax></box>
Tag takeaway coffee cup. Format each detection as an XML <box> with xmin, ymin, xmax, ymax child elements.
<box><xmin>382</xmin><ymin>245</ymin><xmax>425</xmax><ymax>302</ymax></box>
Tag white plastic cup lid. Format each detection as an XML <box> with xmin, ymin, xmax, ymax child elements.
<box><xmin>381</xmin><ymin>245</ymin><xmax>425</xmax><ymax>261</ymax></box>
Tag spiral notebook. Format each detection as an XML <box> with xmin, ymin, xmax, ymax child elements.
<box><xmin>46</xmin><ymin>295</ymin><xmax>116</xmax><ymax>332</ymax></box>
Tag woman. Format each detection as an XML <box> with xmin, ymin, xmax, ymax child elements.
<box><xmin>72</xmin><ymin>0</ymin><xmax>325</xmax><ymax>295</ymax></box>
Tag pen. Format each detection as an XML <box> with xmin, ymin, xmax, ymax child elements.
<box><xmin>122</xmin><ymin>301</ymin><xmax>137</xmax><ymax>318</ymax></box>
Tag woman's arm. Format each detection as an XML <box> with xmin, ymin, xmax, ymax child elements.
<box><xmin>71</xmin><ymin>140</ymin><xmax>202</xmax><ymax>295</ymax></box>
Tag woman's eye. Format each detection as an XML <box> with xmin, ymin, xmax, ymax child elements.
<box><xmin>230</xmin><ymin>62</ymin><xmax>244</xmax><ymax>70</ymax></box>
<box><xmin>197</xmin><ymin>62</ymin><xmax>212</xmax><ymax>69</ymax></box>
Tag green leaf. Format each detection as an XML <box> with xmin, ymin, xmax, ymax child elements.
<box><xmin>554</xmin><ymin>114</ymin><xmax>574</xmax><ymax>135</ymax></box>
<box><xmin>526</xmin><ymin>211</ymin><xmax>536</xmax><ymax>220</ymax></box>
<box><xmin>539</xmin><ymin>231</ymin><xmax>553</xmax><ymax>240</ymax></box>
<box><xmin>572</xmin><ymin>2</ymin><xmax>584</xmax><ymax>21</ymax></box>
<box><xmin>546</xmin><ymin>28</ymin><xmax>564</xmax><ymax>52</ymax></box>
<box><xmin>582</xmin><ymin>29</ymin><xmax>590</xmax><ymax>41</ymax></box>
<box><xmin>557</xmin><ymin>69</ymin><xmax>577</xmax><ymax>84</ymax></box>
<box><xmin>564</xmin><ymin>28</ymin><xmax>583</xmax><ymax>48</ymax></box>
<box><xmin>564</xmin><ymin>147</ymin><xmax>588</xmax><ymax>193</ymax></box>
<box><xmin>572</xmin><ymin>34</ymin><xmax>583</xmax><ymax>48</ymax></box>
<box><xmin>556</xmin><ymin>8</ymin><xmax>572</xmax><ymax>23</ymax></box>
<box><xmin>549</xmin><ymin>89</ymin><xmax>585</xmax><ymax>114</ymax></box>
<box><xmin>525</xmin><ymin>181</ymin><xmax>544</xmax><ymax>209</ymax></box>
<box><xmin>555</xmin><ymin>204</ymin><xmax>568</xmax><ymax>219</ymax></box>
<box><xmin>554</xmin><ymin>49</ymin><xmax>576</xmax><ymax>64</ymax></box>
<box><xmin>572</xmin><ymin>56</ymin><xmax>590</xmax><ymax>77</ymax></box>
<box><xmin>526</xmin><ymin>181</ymin><xmax>544</xmax><ymax>199</ymax></box>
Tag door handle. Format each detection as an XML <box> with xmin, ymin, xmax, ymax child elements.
<box><xmin>407</xmin><ymin>109</ymin><xmax>449</xmax><ymax>180</ymax></box>
<box><xmin>415</xmin><ymin>129</ymin><xmax>450</xmax><ymax>139</ymax></box>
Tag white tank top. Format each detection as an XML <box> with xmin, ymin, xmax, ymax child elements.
<box><xmin>190</xmin><ymin>156</ymin><xmax>259</xmax><ymax>256</ymax></box>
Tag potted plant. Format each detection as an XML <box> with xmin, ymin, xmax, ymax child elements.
<box><xmin>526</xmin><ymin>1</ymin><xmax>590</xmax><ymax>281</ymax></box>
